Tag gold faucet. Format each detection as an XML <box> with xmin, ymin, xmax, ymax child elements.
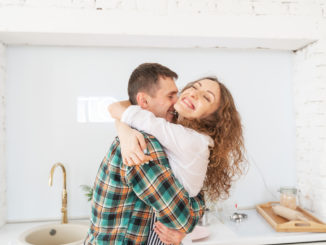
<box><xmin>49</xmin><ymin>162</ymin><xmax>68</xmax><ymax>224</ymax></box>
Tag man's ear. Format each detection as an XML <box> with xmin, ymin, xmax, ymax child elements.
<box><xmin>136</xmin><ymin>92</ymin><xmax>150</xmax><ymax>109</ymax></box>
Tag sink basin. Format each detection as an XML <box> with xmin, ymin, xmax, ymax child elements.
<box><xmin>19</xmin><ymin>223</ymin><xmax>89</xmax><ymax>245</ymax></box>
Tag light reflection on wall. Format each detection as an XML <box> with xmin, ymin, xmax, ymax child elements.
<box><xmin>77</xmin><ymin>96</ymin><xmax>117</xmax><ymax>123</ymax></box>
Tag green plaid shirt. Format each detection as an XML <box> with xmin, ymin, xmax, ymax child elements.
<box><xmin>85</xmin><ymin>132</ymin><xmax>205</xmax><ymax>245</ymax></box>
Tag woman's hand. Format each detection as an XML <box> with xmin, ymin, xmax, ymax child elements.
<box><xmin>116</xmin><ymin>121</ymin><xmax>152</xmax><ymax>166</ymax></box>
<box><xmin>154</xmin><ymin>221</ymin><xmax>186</xmax><ymax>245</ymax></box>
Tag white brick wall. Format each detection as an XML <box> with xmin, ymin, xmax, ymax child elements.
<box><xmin>293</xmin><ymin>21</ymin><xmax>326</xmax><ymax>218</ymax></box>
<box><xmin>0</xmin><ymin>0</ymin><xmax>324</xmax><ymax>17</ymax></box>
<box><xmin>0</xmin><ymin>42</ymin><xmax>6</xmax><ymax>228</ymax></box>
<box><xmin>0</xmin><ymin>0</ymin><xmax>325</xmax><ymax>222</ymax></box>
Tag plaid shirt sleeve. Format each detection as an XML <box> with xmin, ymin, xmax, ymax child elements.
<box><xmin>125</xmin><ymin>133</ymin><xmax>205</xmax><ymax>234</ymax></box>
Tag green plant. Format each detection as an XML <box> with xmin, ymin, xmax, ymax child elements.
<box><xmin>80</xmin><ymin>185</ymin><xmax>93</xmax><ymax>202</ymax></box>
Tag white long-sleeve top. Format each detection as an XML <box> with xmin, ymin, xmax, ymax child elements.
<box><xmin>121</xmin><ymin>105</ymin><xmax>214</xmax><ymax>197</ymax></box>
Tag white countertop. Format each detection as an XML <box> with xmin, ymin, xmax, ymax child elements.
<box><xmin>0</xmin><ymin>219</ymin><xmax>90</xmax><ymax>245</ymax></box>
<box><xmin>1</xmin><ymin>210</ymin><xmax>326</xmax><ymax>245</ymax></box>
<box><xmin>192</xmin><ymin>209</ymin><xmax>326</xmax><ymax>245</ymax></box>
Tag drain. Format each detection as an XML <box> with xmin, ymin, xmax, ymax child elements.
<box><xmin>49</xmin><ymin>229</ymin><xmax>56</xmax><ymax>236</ymax></box>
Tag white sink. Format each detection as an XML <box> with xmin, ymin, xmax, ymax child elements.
<box><xmin>19</xmin><ymin>223</ymin><xmax>89</xmax><ymax>245</ymax></box>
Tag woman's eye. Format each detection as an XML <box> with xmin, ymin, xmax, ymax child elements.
<box><xmin>204</xmin><ymin>96</ymin><xmax>210</xmax><ymax>102</ymax></box>
<box><xmin>191</xmin><ymin>85</ymin><xmax>197</xmax><ymax>89</ymax></box>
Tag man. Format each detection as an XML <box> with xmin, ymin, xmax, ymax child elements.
<box><xmin>85</xmin><ymin>63</ymin><xmax>205</xmax><ymax>245</ymax></box>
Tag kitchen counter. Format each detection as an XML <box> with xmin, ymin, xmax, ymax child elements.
<box><xmin>1</xmin><ymin>210</ymin><xmax>326</xmax><ymax>245</ymax></box>
<box><xmin>192</xmin><ymin>209</ymin><xmax>326</xmax><ymax>245</ymax></box>
<box><xmin>0</xmin><ymin>219</ymin><xmax>90</xmax><ymax>245</ymax></box>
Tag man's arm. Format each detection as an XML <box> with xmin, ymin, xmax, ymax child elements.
<box><xmin>154</xmin><ymin>221</ymin><xmax>186</xmax><ymax>245</ymax></box>
<box><xmin>125</xmin><ymin>134</ymin><xmax>205</xmax><ymax>233</ymax></box>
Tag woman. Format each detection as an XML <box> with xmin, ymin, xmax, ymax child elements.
<box><xmin>109</xmin><ymin>77</ymin><xmax>246</xmax><ymax>244</ymax></box>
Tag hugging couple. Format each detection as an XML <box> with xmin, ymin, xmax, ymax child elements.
<box><xmin>84</xmin><ymin>63</ymin><xmax>246</xmax><ymax>245</ymax></box>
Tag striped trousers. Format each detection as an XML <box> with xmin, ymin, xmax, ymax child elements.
<box><xmin>147</xmin><ymin>213</ymin><xmax>165</xmax><ymax>245</ymax></box>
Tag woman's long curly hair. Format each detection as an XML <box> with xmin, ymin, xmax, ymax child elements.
<box><xmin>177</xmin><ymin>77</ymin><xmax>246</xmax><ymax>202</ymax></box>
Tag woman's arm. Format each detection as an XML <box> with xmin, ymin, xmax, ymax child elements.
<box><xmin>121</xmin><ymin>106</ymin><xmax>211</xmax><ymax>154</ymax></box>
<box><xmin>111</xmin><ymin>102</ymin><xmax>193</xmax><ymax>153</ymax></box>
<box><xmin>115</xmin><ymin>120</ymin><xmax>152</xmax><ymax>165</ymax></box>
<box><xmin>108</xmin><ymin>100</ymin><xmax>131</xmax><ymax>120</ymax></box>
<box><xmin>109</xmin><ymin>101</ymin><xmax>152</xmax><ymax>165</ymax></box>
<box><xmin>121</xmin><ymin>106</ymin><xmax>212</xmax><ymax>197</ymax></box>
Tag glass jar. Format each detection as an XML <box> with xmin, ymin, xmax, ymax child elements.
<box><xmin>199</xmin><ymin>208</ymin><xmax>210</xmax><ymax>226</ymax></box>
<box><xmin>279</xmin><ymin>187</ymin><xmax>298</xmax><ymax>210</ymax></box>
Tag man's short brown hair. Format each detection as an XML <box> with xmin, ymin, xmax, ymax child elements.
<box><xmin>128</xmin><ymin>63</ymin><xmax>178</xmax><ymax>105</ymax></box>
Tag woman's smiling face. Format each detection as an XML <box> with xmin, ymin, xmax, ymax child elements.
<box><xmin>174</xmin><ymin>79</ymin><xmax>221</xmax><ymax>119</ymax></box>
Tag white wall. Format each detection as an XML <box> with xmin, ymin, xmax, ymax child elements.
<box><xmin>0</xmin><ymin>0</ymin><xmax>325</xmax><ymax>224</ymax></box>
<box><xmin>5</xmin><ymin>46</ymin><xmax>295</xmax><ymax>221</ymax></box>
<box><xmin>293</xmin><ymin>39</ymin><xmax>326</xmax><ymax>216</ymax></box>
<box><xmin>0</xmin><ymin>43</ymin><xmax>6</xmax><ymax>226</ymax></box>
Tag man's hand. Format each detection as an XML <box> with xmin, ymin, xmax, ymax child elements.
<box><xmin>154</xmin><ymin>221</ymin><xmax>186</xmax><ymax>245</ymax></box>
<box><xmin>116</xmin><ymin>121</ymin><xmax>152</xmax><ymax>166</ymax></box>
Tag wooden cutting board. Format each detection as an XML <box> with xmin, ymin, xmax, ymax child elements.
<box><xmin>256</xmin><ymin>202</ymin><xmax>326</xmax><ymax>232</ymax></box>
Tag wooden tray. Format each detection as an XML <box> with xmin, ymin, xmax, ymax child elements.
<box><xmin>256</xmin><ymin>202</ymin><xmax>326</xmax><ymax>232</ymax></box>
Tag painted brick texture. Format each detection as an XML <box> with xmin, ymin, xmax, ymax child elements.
<box><xmin>0</xmin><ymin>0</ymin><xmax>324</xmax><ymax>17</ymax></box>
<box><xmin>293</xmin><ymin>30</ymin><xmax>326</xmax><ymax>219</ymax></box>
<box><xmin>0</xmin><ymin>42</ymin><xmax>6</xmax><ymax>227</ymax></box>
